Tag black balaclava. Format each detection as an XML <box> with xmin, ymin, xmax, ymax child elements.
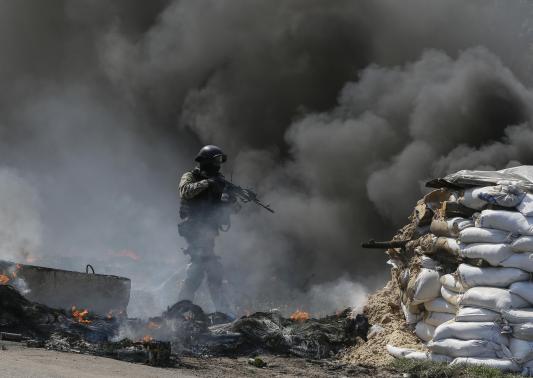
<box><xmin>200</xmin><ymin>161</ymin><xmax>221</xmax><ymax>176</ymax></box>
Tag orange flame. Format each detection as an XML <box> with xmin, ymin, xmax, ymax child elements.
<box><xmin>142</xmin><ymin>335</ymin><xmax>154</xmax><ymax>343</ymax></box>
<box><xmin>0</xmin><ymin>264</ymin><xmax>22</xmax><ymax>285</ymax></box>
<box><xmin>71</xmin><ymin>306</ymin><xmax>92</xmax><ymax>324</ymax></box>
<box><xmin>113</xmin><ymin>250</ymin><xmax>141</xmax><ymax>261</ymax></box>
<box><xmin>147</xmin><ymin>321</ymin><xmax>161</xmax><ymax>330</ymax></box>
<box><xmin>290</xmin><ymin>310</ymin><xmax>310</xmax><ymax>322</ymax></box>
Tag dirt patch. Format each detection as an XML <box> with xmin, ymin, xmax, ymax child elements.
<box><xmin>341</xmin><ymin>279</ymin><xmax>425</xmax><ymax>367</ymax></box>
<box><xmin>178</xmin><ymin>355</ymin><xmax>400</xmax><ymax>377</ymax></box>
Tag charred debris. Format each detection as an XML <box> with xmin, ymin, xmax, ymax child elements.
<box><xmin>0</xmin><ymin>276</ymin><xmax>369</xmax><ymax>367</ymax></box>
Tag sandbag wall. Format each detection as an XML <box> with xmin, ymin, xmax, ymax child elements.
<box><xmin>389</xmin><ymin>183</ymin><xmax>533</xmax><ymax>374</ymax></box>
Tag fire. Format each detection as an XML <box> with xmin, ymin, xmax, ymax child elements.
<box><xmin>71</xmin><ymin>306</ymin><xmax>92</xmax><ymax>324</ymax></box>
<box><xmin>142</xmin><ymin>335</ymin><xmax>154</xmax><ymax>343</ymax></box>
<box><xmin>290</xmin><ymin>310</ymin><xmax>310</xmax><ymax>322</ymax></box>
<box><xmin>147</xmin><ymin>321</ymin><xmax>161</xmax><ymax>329</ymax></box>
<box><xmin>113</xmin><ymin>250</ymin><xmax>141</xmax><ymax>261</ymax></box>
<box><xmin>0</xmin><ymin>264</ymin><xmax>21</xmax><ymax>285</ymax></box>
<box><xmin>25</xmin><ymin>256</ymin><xmax>38</xmax><ymax>264</ymax></box>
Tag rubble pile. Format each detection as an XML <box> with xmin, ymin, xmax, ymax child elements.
<box><xmin>0</xmin><ymin>282</ymin><xmax>369</xmax><ymax>364</ymax></box>
<box><xmin>115</xmin><ymin>300</ymin><xmax>369</xmax><ymax>359</ymax></box>
<box><xmin>354</xmin><ymin>166</ymin><xmax>533</xmax><ymax>374</ymax></box>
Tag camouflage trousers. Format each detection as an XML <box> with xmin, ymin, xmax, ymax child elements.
<box><xmin>178</xmin><ymin>221</ymin><xmax>230</xmax><ymax>313</ymax></box>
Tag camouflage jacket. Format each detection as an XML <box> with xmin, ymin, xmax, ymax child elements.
<box><xmin>179</xmin><ymin>170</ymin><xmax>210</xmax><ymax>200</ymax></box>
<box><xmin>178</xmin><ymin>168</ymin><xmax>226</xmax><ymax>221</ymax></box>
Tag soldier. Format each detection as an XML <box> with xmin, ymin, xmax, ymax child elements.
<box><xmin>177</xmin><ymin>145</ymin><xmax>238</xmax><ymax>314</ymax></box>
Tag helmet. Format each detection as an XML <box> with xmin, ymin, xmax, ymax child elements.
<box><xmin>194</xmin><ymin>145</ymin><xmax>227</xmax><ymax>164</ymax></box>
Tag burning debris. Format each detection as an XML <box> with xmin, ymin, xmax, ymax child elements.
<box><xmin>71</xmin><ymin>306</ymin><xmax>92</xmax><ymax>325</ymax></box>
<box><xmin>290</xmin><ymin>310</ymin><xmax>310</xmax><ymax>322</ymax></box>
<box><xmin>0</xmin><ymin>275</ymin><xmax>370</xmax><ymax>368</ymax></box>
<box><xmin>119</xmin><ymin>300</ymin><xmax>369</xmax><ymax>359</ymax></box>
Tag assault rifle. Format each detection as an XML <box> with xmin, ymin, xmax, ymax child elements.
<box><xmin>222</xmin><ymin>178</ymin><xmax>275</xmax><ymax>213</ymax></box>
<box><xmin>197</xmin><ymin>170</ymin><xmax>275</xmax><ymax>213</ymax></box>
<box><xmin>361</xmin><ymin>239</ymin><xmax>410</xmax><ymax>249</ymax></box>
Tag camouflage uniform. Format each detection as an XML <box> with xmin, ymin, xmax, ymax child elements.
<box><xmin>177</xmin><ymin>167</ymin><xmax>231</xmax><ymax>313</ymax></box>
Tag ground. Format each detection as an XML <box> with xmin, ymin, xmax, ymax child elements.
<box><xmin>0</xmin><ymin>340</ymin><xmax>400</xmax><ymax>378</ymax></box>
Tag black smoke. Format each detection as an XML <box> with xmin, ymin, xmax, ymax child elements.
<box><xmin>1</xmin><ymin>0</ymin><xmax>533</xmax><ymax>315</ymax></box>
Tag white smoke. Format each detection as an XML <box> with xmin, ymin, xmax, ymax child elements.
<box><xmin>0</xmin><ymin>168</ymin><xmax>42</xmax><ymax>263</ymax></box>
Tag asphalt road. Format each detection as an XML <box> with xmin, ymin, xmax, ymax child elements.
<box><xmin>0</xmin><ymin>341</ymin><xmax>392</xmax><ymax>377</ymax></box>
<box><xmin>0</xmin><ymin>341</ymin><xmax>193</xmax><ymax>378</ymax></box>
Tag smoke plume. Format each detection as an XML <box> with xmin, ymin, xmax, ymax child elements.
<box><xmin>1</xmin><ymin>0</ymin><xmax>533</xmax><ymax>315</ymax></box>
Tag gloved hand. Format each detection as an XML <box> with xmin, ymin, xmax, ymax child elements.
<box><xmin>207</xmin><ymin>177</ymin><xmax>225</xmax><ymax>193</ymax></box>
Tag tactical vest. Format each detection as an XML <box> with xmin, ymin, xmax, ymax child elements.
<box><xmin>179</xmin><ymin>168</ymin><xmax>224</xmax><ymax>220</ymax></box>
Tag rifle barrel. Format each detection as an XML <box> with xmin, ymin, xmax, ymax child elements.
<box><xmin>361</xmin><ymin>239</ymin><xmax>410</xmax><ymax>249</ymax></box>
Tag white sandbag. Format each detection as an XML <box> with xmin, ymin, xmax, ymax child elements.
<box><xmin>424</xmin><ymin>297</ymin><xmax>457</xmax><ymax>314</ymax></box>
<box><xmin>415</xmin><ymin>321</ymin><xmax>435</xmax><ymax>342</ymax></box>
<box><xmin>420</xmin><ymin>256</ymin><xmax>440</xmax><ymax>269</ymax></box>
<box><xmin>510</xmin><ymin>338</ymin><xmax>533</xmax><ymax>363</ymax></box>
<box><xmin>439</xmin><ymin>274</ymin><xmax>466</xmax><ymax>293</ymax></box>
<box><xmin>450</xmin><ymin>357</ymin><xmax>520</xmax><ymax>372</ymax></box>
<box><xmin>458</xmin><ymin>227</ymin><xmax>513</xmax><ymax>244</ymax></box>
<box><xmin>503</xmin><ymin>308</ymin><xmax>533</xmax><ymax>324</ymax></box>
<box><xmin>478</xmin><ymin>185</ymin><xmax>525</xmax><ymax>207</ymax></box>
<box><xmin>401</xmin><ymin>301</ymin><xmax>422</xmax><ymax>324</ymax></box>
<box><xmin>460</xmin><ymin>187</ymin><xmax>488</xmax><ymax>210</ymax></box>
<box><xmin>512</xmin><ymin>236</ymin><xmax>533</xmax><ymax>252</ymax></box>
<box><xmin>461</xmin><ymin>185</ymin><xmax>525</xmax><ymax>210</ymax></box>
<box><xmin>455</xmin><ymin>307</ymin><xmax>500</xmax><ymax>322</ymax></box>
<box><xmin>430</xmin><ymin>217</ymin><xmax>474</xmax><ymax>238</ymax></box>
<box><xmin>510</xmin><ymin>281</ymin><xmax>533</xmax><ymax>304</ymax></box>
<box><xmin>386</xmin><ymin>344</ymin><xmax>452</xmax><ymax>362</ymax></box>
<box><xmin>458</xmin><ymin>243</ymin><xmax>514</xmax><ymax>266</ymax></box>
<box><xmin>433</xmin><ymin>237</ymin><xmax>461</xmax><ymax>256</ymax></box>
<box><xmin>518</xmin><ymin>193</ymin><xmax>533</xmax><ymax>216</ymax></box>
<box><xmin>410</xmin><ymin>268</ymin><xmax>441</xmax><ymax>305</ymax></box>
<box><xmin>432</xmin><ymin>321</ymin><xmax>509</xmax><ymax>345</ymax></box>
<box><xmin>386</xmin><ymin>344</ymin><xmax>419</xmax><ymax>358</ymax></box>
<box><xmin>475</xmin><ymin>209</ymin><xmax>533</xmax><ymax>235</ymax></box>
<box><xmin>457</xmin><ymin>263</ymin><xmax>529</xmax><ymax>288</ymax></box>
<box><xmin>427</xmin><ymin>353</ymin><xmax>453</xmax><ymax>363</ymax></box>
<box><xmin>512</xmin><ymin>323</ymin><xmax>533</xmax><ymax>341</ymax></box>
<box><xmin>460</xmin><ymin>287</ymin><xmax>529</xmax><ymax>312</ymax></box>
<box><xmin>500</xmin><ymin>252</ymin><xmax>533</xmax><ymax>272</ymax></box>
<box><xmin>455</xmin><ymin>219</ymin><xmax>475</xmax><ymax>231</ymax></box>
<box><xmin>424</xmin><ymin>311</ymin><xmax>455</xmax><ymax>327</ymax></box>
<box><xmin>428</xmin><ymin>338</ymin><xmax>501</xmax><ymax>358</ymax></box>
<box><xmin>441</xmin><ymin>286</ymin><xmax>461</xmax><ymax>306</ymax></box>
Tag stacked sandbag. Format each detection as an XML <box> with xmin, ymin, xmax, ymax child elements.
<box><xmin>384</xmin><ymin>166</ymin><xmax>533</xmax><ymax>374</ymax></box>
